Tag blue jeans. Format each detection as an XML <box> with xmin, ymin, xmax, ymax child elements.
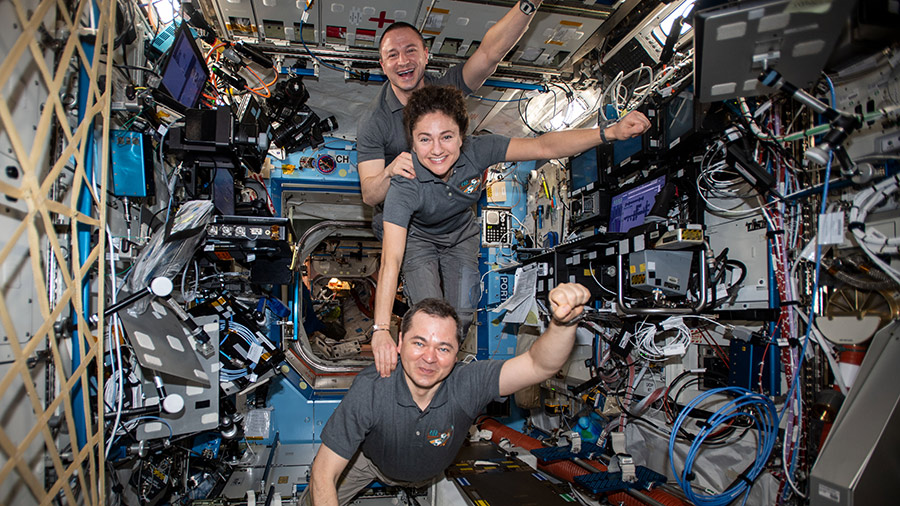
<box><xmin>401</xmin><ymin>232</ymin><xmax>480</xmax><ymax>338</ymax></box>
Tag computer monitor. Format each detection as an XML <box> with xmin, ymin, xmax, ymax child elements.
<box><xmin>613</xmin><ymin>134</ymin><xmax>643</xmax><ymax>167</ymax></box>
<box><xmin>694</xmin><ymin>0</ymin><xmax>856</xmax><ymax>102</ymax></box>
<box><xmin>569</xmin><ymin>146</ymin><xmax>600</xmax><ymax>196</ymax></box>
<box><xmin>159</xmin><ymin>23</ymin><xmax>209</xmax><ymax>111</ymax></box>
<box><xmin>608</xmin><ymin>174</ymin><xmax>667</xmax><ymax>234</ymax></box>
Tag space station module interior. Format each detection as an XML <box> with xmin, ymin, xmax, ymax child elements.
<box><xmin>2</xmin><ymin>0</ymin><xmax>900</xmax><ymax>505</ymax></box>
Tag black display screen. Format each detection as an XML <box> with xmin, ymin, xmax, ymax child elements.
<box><xmin>160</xmin><ymin>24</ymin><xmax>209</xmax><ymax>110</ymax></box>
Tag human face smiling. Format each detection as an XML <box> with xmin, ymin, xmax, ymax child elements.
<box><xmin>398</xmin><ymin>313</ymin><xmax>459</xmax><ymax>396</ymax></box>
<box><xmin>411</xmin><ymin>111</ymin><xmax>463</xmax><ymax>181</ymax></box>
<box><xmin>379</xmin><ymin>27</ymin><xmax>429</xmax><ymax>98</ymax></box>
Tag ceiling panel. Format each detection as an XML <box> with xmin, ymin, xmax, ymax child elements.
<box><xmin>207</xmin><ymin>0</ymin><xmax>611</xmax><ymax>72</ymax></box>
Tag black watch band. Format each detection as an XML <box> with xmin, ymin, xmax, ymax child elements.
<box><xmin>519</xmin><ymin>0</ymin><xmax>537</xmax><ymax>15</ymax></box>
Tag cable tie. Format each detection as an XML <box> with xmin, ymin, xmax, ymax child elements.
<box><xmin>765</xmin><ymin>229</ymin><xmax>785</xmax><ymax>239</ymax></box>
<box><xmin>736</xmin><ymin>472</ymin><xmax>754</xmax><ymax>486</ymax></box>
<box><xmin>847</xmin><ymin>221</ymin><xmax>865</xmax><ymax>233</ymax></box>
<box><xmin>696</xmin><ymin>420</ymin><xmax>712</xmax><ymax>430</ymax></box>
<box><xmin>788</xmin><ymin>338</ymin><xmax>801</xmax><ymax>348</ymax></box>
<box><xmin>780</xmin><ymin>300</ymin><xmax>801</xmax><ymax>307</ymax></box>
<box><xmin>685</xmin><ymin>472</ymin><xmax>696</xmax><ymax>481</ymax></box>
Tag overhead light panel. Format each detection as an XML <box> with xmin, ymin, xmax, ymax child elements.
<box><xmin>545</xmin><ymin>96</ymin><xmax>588</xmax><ymax>131</ymax></box>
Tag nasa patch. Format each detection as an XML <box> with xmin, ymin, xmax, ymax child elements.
<box><xmin>458</xmin><ymin>176</ymin><xmax>481</xmax><ymax>195</ymax></box>
<box><xmin>427</xmin><ymin>426</ymin><xmax>453</xmax><ymax>447</ymax></box>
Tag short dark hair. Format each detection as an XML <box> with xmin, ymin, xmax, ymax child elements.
<box><xmin>401</xmin><ymin>298</ymin><xmax>461</xmax><ymax>345</ymax></box>
<box><xmin>379</xmin><ymin>22</ymin><xmax>426</xmax><ymax>54</ymax></box>
<box><xmin>403</xmin><ymin>85</ymin><xmax>469</xmax><ymax>147</ymax></box>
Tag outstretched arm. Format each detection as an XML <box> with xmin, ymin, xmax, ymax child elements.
<box><xmin>498</xmin><ymin>283</ymin><xmax>591</xmax><ymax>396</ymax></box>
<box><xmin>371</xmin><ymin>222</ymin><xmax>408</xmax><ymax>376</ymax></box>
<box><xmin>309</xmin><ymin>444</ymin><xmax>350</xmax><ymax>506</ymax></box>
<box><xmin>462</xmin><ymin>0</ymin><xmax>544</xmax><ymax>90</ymax></box>
<box><xmin>504</xmin><ymin>111</ymin><xmax>651</xmax><ymax>162</ymax></box>
<box><xmin>358</xmin><ymin>154</ymin><xmax>416</xmax><ymax>207</ymax></box>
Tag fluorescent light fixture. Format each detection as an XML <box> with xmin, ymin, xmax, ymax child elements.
<box><xmin>545</xmin><ymin>97</ymin><xmax>588</xmax><ymax>131</ymax></box>
<box><xmin>651</xmin><ymin>0</ymin><xmax>695</xmax><ymax>45</ymax></box>
<box><xmin>153</xmin><ymin>0</ymin><xmax>180</xmax><ymax>25</ymax></box>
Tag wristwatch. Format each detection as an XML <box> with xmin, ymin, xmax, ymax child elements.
<box><xmin>599</xmin><ymin>119</ymin><xmax>617</xmax><ymax>144</ymax></box>
<box><xmin>519</xmin><ymin>0</ymin><xmax>537</xmax><ymax>15</ymax></box>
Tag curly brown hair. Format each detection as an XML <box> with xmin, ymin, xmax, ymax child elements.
<box><xmin>403</xmin><ymin>85</ymin><xmax>469</xmax><ymax>147</ymax></box>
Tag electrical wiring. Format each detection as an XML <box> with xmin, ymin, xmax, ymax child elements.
<box><xmin>698</xmin><ymin>328</ymin><xmax>730</xmax><ymax>368</ymax></box>
<box><xmin>847</xmin><ymin>174</ymin><xmax>900</xmax><ymax>285</ymax></box>
<box><xmin>738</xmin><ymin>98</ymin><xmax>900</xmax><ymax>146</ymax></box>
<box><xmin>597</xmin><ymin>66</ymin><xmax>651</xmax><ymax>120</ymax></box>
<box><xmin>696</xmin><ymin>139</ymin><xmax>775</xmax><ymax>217</ymax></box>
<box><xmin>782</xmin><ymin>394</ymin><xmax>807</xmax><ymax>499</ymax></box>
<box><xmin>90</xmin><ymin>139</ymin><xmax>129</xmax><ymax>456</ymax></box>
<box><xmin>595</xmin><ymin>51</ymin><xmax>694</xmax><ymax>124</ymax></box>
<box><xmin>114</xmin><ymin>64</ymin><xmax>160</xmax><ymax>78</ymax></box>
<box><xmin>632</xmin><ymin>316</ymin><xmax>694</xmax><ymax>362</ymax></box>
<box><xmin>749</xmin><ymin>95</ymin><xmax>811</xmax><ymax>502</ymax></box>
<box><xmin>244</xmin><ymin>65</ymin><xmax>276</xmax><ymax>98</ymax></box>
<box><xmin>517</xmin><ymin>89</ymin><xmax>544</xmax><ymax>134</ymax></box>
<box><xmin>587</xmin><ymin>260</ymin><xmax>617</xmax><ymax>297</ymax></box>
<box><xmin>179</xmin><ymin>259</ymin><xmax>200</xmax><ymax>303</ymax></box>
<box><xmin>668</xmin><ymin>380</ymin><xmax>743</xmax><ymax>447</ymax></box>
<box><xmin>471</xmin><ymin>94</ymin><xmax>532</xmax><ymax>103</ymax></box>
<box><xmin>218</xmin><ymin>320</ymin><xmax>277</xmax><ymax>383</ymax></box>
<box><xmin>669</xmin><ymin>387</ymin><xmax>779</xmax><ymax>506</ymax></box>
<box><xmin>769</xmin><ymin>151</ymin><xmax>833</xmax><ymax>506</ymax></box>
<box><xmin>663</xmin><ymin>369</ymin><xmax>706</xmax><ymax>424</ymax></box>
<box><xmin>204</xmin><ymin>40</ymin><xmax>227</xmax><ymax>99</ymax></box>
<box><xmin>116</xmin><ymin>415</ymin><xmax>175</xmax><ymax>441</ymax></box>
<box><xmin>508</xmin><ymin>211</ymin><xmax>536</xmax><ymax>248</ymax></box>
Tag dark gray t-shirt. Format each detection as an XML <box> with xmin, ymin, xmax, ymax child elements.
<box><xmin>382</xmin><ymin>134</ymin><xmax>510</xmax><ymax>244</ymax></box>
<box><xmin>320</xmin><ymin>359</ymin><xmax>505</xmax><ymax>483</ymax></box>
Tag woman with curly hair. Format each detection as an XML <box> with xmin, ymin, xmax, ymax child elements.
<box><xmin>370</xmin><ymin>85</ymin><xmax>649</xmax><ymax>376</ymax></box>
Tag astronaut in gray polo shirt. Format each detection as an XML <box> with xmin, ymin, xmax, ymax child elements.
<box><xmin>305</xmin><ymin>282</ymin><xmax>592</xmax><ymax>506</ymax></box>
<box><xmin>369</xmin><ymin>86</ymin><xmax>651</xmax><ymax>378</ymax></box>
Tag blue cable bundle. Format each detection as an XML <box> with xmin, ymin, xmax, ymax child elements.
<box><xmin>668</xmin><ymin>386</ymin><xmax>778</xmax><ymax>506</ymax></box>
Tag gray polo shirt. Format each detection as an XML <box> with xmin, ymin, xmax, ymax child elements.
<box><xmin>382</xmin><ymin>134</ymin><xmax>510</xmax><ymax>245</ymax></box>
<box><xmin>320</xmin><ymin>359</ymin><xmax>505</xmax><ymax>483</ymax></box>
<box><xmin>357</xmin><ymin>64</ymin><xmax>473</xmax><ymax>165</ymax></box>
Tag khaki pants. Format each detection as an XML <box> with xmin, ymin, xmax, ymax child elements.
<box><xmin>300</xmin><ymin>450</ymin><xmax>437</xmax><ymax>506</ymax></box>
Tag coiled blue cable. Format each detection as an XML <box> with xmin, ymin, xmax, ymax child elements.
<box><xmin>669</xmin><ymin>386</ymin><xmax>779</xmax><ymax>506</ymax></box>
